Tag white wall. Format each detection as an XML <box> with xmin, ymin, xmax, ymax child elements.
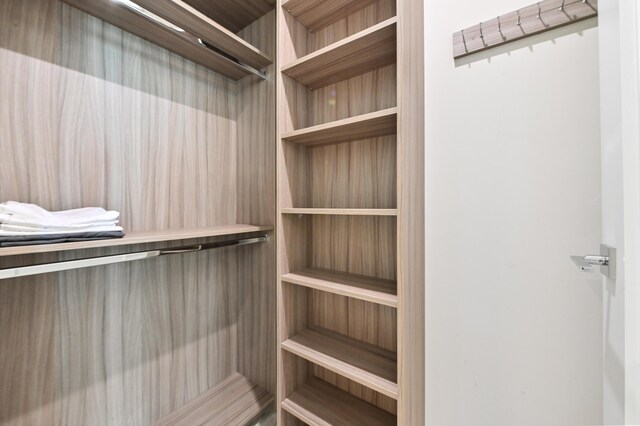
<box><xmin>424</xmin><ymin>1</ymin><xmax>603</xmax><ymax>425</ymax></box>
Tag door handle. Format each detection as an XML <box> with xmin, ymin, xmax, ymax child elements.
<box><xmin>571</xmin><ymin>244</ymin><xmax>616</xmax><ymax>279</ymax></box>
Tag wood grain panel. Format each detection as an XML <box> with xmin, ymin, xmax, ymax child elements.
<box><xmin>152</xmin><ymin>372</ymin><xmax>273</xmax><ymax>426</ymax></box>
<box><xmin>282</xmin><ymin>378</ymin><xmax>396</xmax><ymax>425</ymax></box>
<box><xmin>282</xmin><ymin>0</ymin><xmax>380</xmax><ymax>32</ymax></box>
<box><xmin>60</xmin><ymin>0</ymin><xmax>256</xmax><ymax>80</ymax></box>
<box><xmin>183</xmin><ymin>0</ymin><xmax>275</xmax><ymax>33</ymax></box>
<box><xmin>308</xmin><ymin>138</ymin><xmax>397</xmax><ymax>209</ymax></box>
<box><xmin>281</xmin><ymin>108</ymin><xmax>397</xmax><ymax>146</ymax></box>
<box><xmin>306</xmin><ymin>0</ymin><xmax>396</xmax><ymax>51</ymax></box>
<box><xmin>397</xmin><ymin>0</ymin><xmax>425</xmax><ymax>423</ymax></box>
<box><xmin>281</xmin><ymin>17</ymin><xmax>397</xmax><ymax>90</ymax></box>
<box><xmin>236</xmin><ymin>10</ymin><xmax>278</xmax><ymax>400</ymax></box>
<box><xmin>0</xmin><ymin>0</ymin><xmax>275</xmax><ymax>424</ymax></box>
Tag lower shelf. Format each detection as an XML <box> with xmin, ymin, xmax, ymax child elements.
<box><xmin>152</xmin><ymin>372</ymin><xmax>273</xmax><ymax>426</ymax></box>
<box><xmin>282</xmin><ymin>378</ymin><xmax>396</xmax><ymax>426</ymax></box>
<box><xmin>281</xmin><ymin>328</ymin><xmax>398</xmax><ymax>399</ymax></box>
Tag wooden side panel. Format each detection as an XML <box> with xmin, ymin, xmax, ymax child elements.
<box><xmin>236</xmin><ymin>11</ymin><xmax>278</xmax><ymax>398</ymax></box>
<box><xmin>0</xmin><ymin>0</ymin><xmax>247</xmax><ymax>424</ymax></box>
<box><xmin>397</xmin><ymin>0</ymin><xmax>425</xmax><ymax>423</ymax></box>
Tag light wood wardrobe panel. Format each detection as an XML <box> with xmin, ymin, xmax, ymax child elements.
<box><xmin>0</xmin><ymin>0</ymin><xmax>259</xmax><ymax>424</ymax></box>
<box><xmin>0</xmin><ymin>0</ymin><xmax>238</xmax><ymax>230</ymax></box>
<box><xmin>236</xmin><ymin>11</ymin><xmax>278</xmax><ymax>397</ymax></box>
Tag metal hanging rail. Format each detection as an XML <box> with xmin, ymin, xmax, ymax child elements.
<box><xmin>0</xmin><ymin>235</ymin><xmax>267</xmax><ymax>281</ymax></box>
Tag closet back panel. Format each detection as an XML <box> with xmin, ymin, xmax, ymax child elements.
<box><xmin>0</xmin><ymin>0</ymin><xmax>271</xmax><ymax>425</ymax></box>
<box><xmin>236</xmin><ymin>11</ymin><xmax>277</xmax><ymax>397</ymax></box>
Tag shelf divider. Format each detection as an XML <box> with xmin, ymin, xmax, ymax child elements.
<box><xmin>282</xmin><ymin>268</ymin><xmax>398</xmax><ymax>307</ymax></box>
<box><xmin>281</xmin><ymin>328</ymin><xmax>398</xmax><ymax>399</ymax></box>
<box><xmin>281</xmin><ymin>108</ymin><xmax>397</xmax><ymax>146</ymax></box>
<box><xmin>282</xmin><ymin>378</ymin><xmax>396</xmax><ymax>426</ymax></box>
<box><xmin>281</xmin><ymin>17</ymin><xmax>397</xmax><ymax>89</ymax></box>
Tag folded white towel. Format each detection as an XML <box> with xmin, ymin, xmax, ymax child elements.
<box><xmin>0</xmin><ymin>218</ymin><xmax>119</xmax><ymax>230</ymax></box>
<box><xmin>0</xmin><ymin>226</ymin><xmax>124</xmax><ymax>236</ymax></box>
<box><xmin>0</xmin><ymin>224</ymin><xmax>122</xmax><ymax>233</ymax></box>
<box><xmin>0</xmin><ymin>201</ymin><xmax>120</xmax><ymax>228</ymax></box>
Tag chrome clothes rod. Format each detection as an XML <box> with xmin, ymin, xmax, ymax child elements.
<box><xmin>452</xmin><ymin>0</ymin><xmax>598</xmax><ymax>59</ymax></box>
<box><xmin>0</xmin><ymin>235</ymin><xmax>267</xmax><ymax>280</ymax></box>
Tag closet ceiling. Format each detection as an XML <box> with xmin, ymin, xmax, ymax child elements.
<box><xmin>183</xmin><ymin>0</ymin><xmax>276</xmax><ymax>32</ymax></box>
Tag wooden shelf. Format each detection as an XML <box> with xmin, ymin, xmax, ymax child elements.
<box><xmin>281</xmin><ymin>108</ymin><xmax>397</xmax><ymax>146</ymax></box>
<box><xmin>61</xmin><ymin>0</ymin><xmax>272</xmax><ymax>80</ymax></box>
<box><xmin>153</xmin><ymin>372</ymin><xmax>273</xmax><ymax>426</ymax></box>
<box><xmin>281</xmin><ymin>208</ymin><xmax>397</xmax><ymax>216</ymax></box>
<box><xmin>282</xmin><ymin>0</ymin><xmax>380</xmax><ymax>32</ymax></box>
<box><xmin>184</xmin><ymin>0</ymin><xmax>275</xmax><ymax>33</ymax></box>
<box><xmin>282</xmin><ymin>268</ymin><xmax>397</xmax><ymax>307</ymax></box>
<box><xmin>281</xmin><ymin>328</ymin><xmax>398</xmax><ymax>399</ymax></box>
<box><xmin>0</xmin><ymin>224</ymin><xmax>273</xmax><ymax>257</ymax></box>
<box><xmin>281</xmin><ymin>17</ymin><xmax>397</xmax><ymax>89</ymax></box>
<box><xmin>282</xmin><ymin>378</ymin><xmax>396</xmax><ymax>426</ymax></box>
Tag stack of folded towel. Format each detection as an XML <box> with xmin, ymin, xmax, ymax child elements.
<box><xmin>0</xmin><ymin>201</ymin><xmax>125</xmax><ymax>247</ymax></box>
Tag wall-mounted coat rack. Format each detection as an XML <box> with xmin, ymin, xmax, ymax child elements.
<box><xmin>452</xmin><ymin>0</ymin><xmax>598</xmax><ymax>59</ymax></box>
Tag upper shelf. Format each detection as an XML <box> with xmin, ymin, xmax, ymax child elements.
<box><xmin>281</xmin><ymin>108</ymin><xmax>397</xmax><ymax>146</ymax></box>
<box><xmin>282</xmin><ymin>0</ymin><xmax>379</xmax><ymax>32</ymax></box>
<box><xmin>61</xmin><ymin>0</ymin><xmax>273</xmax><ymax>80</ymax></box>
<box><xmin>184</xmin><ymin>0</ymin><xmax>275</xmax><ymax>33</ymax></box>
<box><xmin>0</xmin><ymin>224</ymin><xmax>273</xmax><ymax>257</ymax></box>
<box><xmin>281</xmin><ymin>17</ymin><xmax>397</xmax><ymax>89</ymax></box>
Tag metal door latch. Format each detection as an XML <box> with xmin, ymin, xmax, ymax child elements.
<box><xmin>571</xmin><ymin>244</ymin><xmax>616</xmax><ymax>279</ymax></box>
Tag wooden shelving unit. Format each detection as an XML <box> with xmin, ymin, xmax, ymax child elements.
<box><xmin>277</xmin><ymin>0</ymin><xmax>423</xmax><ymax>423</ymax></box>
<box><xmin>0</xmin><ymin>224</ymin><xmax>273</xmax><ymax>257</ymax></box>
<box><xmin>281</xmin><ymin>17</ymin><xmax>397</xmax><ymax>89</ymax></box>
<box><xmin>282</xmin><ymin>0</ymin><xmax>379</xmax><ymax>32</ymax></box>
<box><xmin>281</xmin><ymin>328</ymin><xmax>398</xmax><ymax>399</ymax></box>
<box><xmin>281</xmin><ymin>379</ymin><xmax>396</xmax><ymax>426</ymax></box>
<box><xmin>61</xmin><ymin>0</ymin><xmax>273</xmax><ymax>80</ymax></box>
<box><xmin>153</xmin><ymin>372</ymin><xmax>273</xmax><ymax>426</ymax></box>
<box><xmin>281</xmin><ymin>108</ymin><xmax>397</xmax><ymax>146</ymax></box>
<box><xmin>282</xmin><ymin>268</ymin><xmax>398</xmax><ymax>307</ymax></box>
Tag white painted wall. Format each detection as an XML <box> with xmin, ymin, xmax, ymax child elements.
<box><xmin>424</xmin><ymin>1</ymin><xmax>603</xmax><ymax>425</ymax></box>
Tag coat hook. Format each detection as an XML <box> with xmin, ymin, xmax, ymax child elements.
<box><xmin>516</xmin><ymin>9</ymin><xmax>522</xmax><ymax>26</ymax></box>
<box><xmin>559</xmin><ymin>0</ymin><xmax>565</xmax><ymax>12</ymax></box>
<box><xmin>479</xmin><ymin>21</ymin><xmax>486</xmax><ymax>46</ymax></box>
<box><xmin>537</xmin><ymin>2</ymin><xmax>543</xmax><ymax>20</ymax></box>
<box><xmin>497</xmin><ymin>15</ymin><xmax>503</xmax><ymax>35</ymax></box>
<box><xmin>461</xmin><ymin>29</ymin><xmax>468</xmax><ymax>53</ymax></box>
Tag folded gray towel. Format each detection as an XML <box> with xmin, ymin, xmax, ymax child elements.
<box><xmin>0</xmin><ymin>231</ymin><xmax>125</xmax><ymax>247</ymax></box>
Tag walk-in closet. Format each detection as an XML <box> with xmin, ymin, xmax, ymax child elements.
<box><xmin>0</xmin><ymin>0</ymin><xmax>424</xmax><ymax>424</ymax></box>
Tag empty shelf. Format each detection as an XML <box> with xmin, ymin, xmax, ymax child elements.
<box><xmin>0</xmin><ymin>224</ymin><xmax>273</xmax><ymax>257</ymax></box>
<box><xmin>282</xmin><ymin>268</ymin><xmax>397</xmax><ymax>307</ymax></box>
<box><xmin>281</xmin><ymin>208</ymin><xmax>397</xmax><ymax>216</ymax></box>
<box><xmin>282</xmin><ymin>378</ymin><xmax>396</xmax><ymax>426</ymax></box>
<box><xmin>153</xmin><ymin>372</ymin><xmax>273</xmax><ymax>426</ymax></box>
<box><xmin>282</xmin><ymin>0</ymin><xmax>380</xmax><ymax>32</ymax></box>
<box><xmin>281</xmin><ymin>328</ymin><xmax>398</xmax><ymax>399</ymax></box>
<box><xmin>281</xmin><ymin>108</ymin><xmax>397</xmax><ymax>146</ymax></box>
<box><xmin>61</xmin><ymin>0</ymin><xmax>272</xmax><ymax>80</ymax></box>
<box><xmin>281</xmin><ymin>17</ymin><xmax>397</xmax><ymax>89</ymax></box>
<box><xmin>184</xmin><ymin>0</ymin><xmax>274</xmax><ymax>33</ymax></box>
